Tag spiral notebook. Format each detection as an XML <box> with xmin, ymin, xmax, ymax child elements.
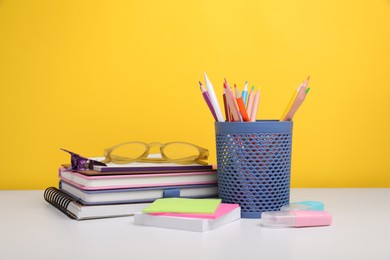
<box><xmin>43</xmin><ymin>187</ymin><xmax>150</xmax><ymax>220</ymax></box>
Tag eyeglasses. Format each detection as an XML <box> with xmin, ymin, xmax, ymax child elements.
<box><xmin>61</xmin><ymin>142</ymin><xmax>209</xmax><ymax>170</ymax></box>
<box><xmin>102</xmin><ymin>141</ymin><xmax>209</xmax><ymax>165</ymax></box>
<box><xmin>60</xmin><ymin>148</ymin><xmax>107</xmax><ymax>171</ymax></box>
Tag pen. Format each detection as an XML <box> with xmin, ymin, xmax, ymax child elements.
<box><xmin>199</xmin><ymin>81</ymin><xmax>218</xmax><ymax>121</ymax></box>
<box><xmin>204</xmin><ymin>72</ymin><xmax>225</xmax><ymax>122</ymax></box>
<box><xmin>250</xmin><ymin>89</ymin><xmax>260</xmax><ymax>122</ymax></box>
<box><xmin>242</xmin><ymin>81</ymin><xmax>248</xmax><ymax>106</ymax></box>
<box><xmin>235</xmin><ymin>85</ymin><xmax>250</xmax><ymax>121</ymax></box>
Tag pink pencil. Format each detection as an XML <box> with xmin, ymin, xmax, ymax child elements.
<box><xmin>283</xmin><ymin>87</ymin><xmax>310</xmax><ymax>121</ymax></box>
<box><xmin>250</xmin><ymin>89</ymin><xmax>260</xmax><ymax>122</ymax></box>
<box><xmin>223</xmin><ymin>81</ymin><xmax>242</xmax><ymax>122</ymax></box>
<box><xmin>222</xmin><ymin>88</ymin><xmax>231</xmax><ymax>121</ymax></box>
<box><xmin>246</xmin><ymin>86</ymin><xmax>255</xmax><ymax>118</ymax></box>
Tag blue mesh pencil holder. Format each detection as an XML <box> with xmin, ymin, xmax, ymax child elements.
<box><xmin>215</xmin><ymin>120</ymin><xmax>293</xmax><ymax>219</ymax></box>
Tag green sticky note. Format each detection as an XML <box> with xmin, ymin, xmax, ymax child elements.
<box><xmin>142</xmin><ymin>198</ymin><xmax>221</xmax><ymax>214</ymax></box>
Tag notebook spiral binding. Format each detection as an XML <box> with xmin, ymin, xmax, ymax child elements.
<box><xmin>44</xmin><ymin>187</ymin><xmax>77</xmax><ymax>219</ymax></box>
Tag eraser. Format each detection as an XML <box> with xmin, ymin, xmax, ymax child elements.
<box><xmin>261</xmin><ymin>210</ymin><xmax>332</xmax><ymax>228</ymax></box>
<box><xmin>280</xmin><ymin>201</ymin><xmax>324</xmax><ymax>211</ymax></box>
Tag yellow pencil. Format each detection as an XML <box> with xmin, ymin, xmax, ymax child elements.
<box><xmin>280</xmin><ymin>88</ymin><xmax>299</xmax><ymax>121</ymax></box>
<box><xmin>280</xmin><ymin>76</ymin><xmax>310</xmax><ymax>121</ymax></box>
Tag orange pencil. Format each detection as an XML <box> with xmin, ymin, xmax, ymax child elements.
<box><xmin>234</xmin><ymin>85</ymin><xmax>250</xmax><ymax>121</ymax></box>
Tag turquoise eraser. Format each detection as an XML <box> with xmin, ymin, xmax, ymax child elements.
<box><xmin>280</xmin><ymin>201</ymin><xmax>324</xmax><ymax>211</ymax></box>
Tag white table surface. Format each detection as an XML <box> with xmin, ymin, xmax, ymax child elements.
<box><xmin>1</xmin><ymin>188</ymin><xmax>389</xmax><ymax>260</ymax></box>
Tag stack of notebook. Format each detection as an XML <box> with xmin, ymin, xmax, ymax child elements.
<box><xmin>44</xmin><ymin>159</ymin><xmax>218</xmax><ymax>220</ymax></box>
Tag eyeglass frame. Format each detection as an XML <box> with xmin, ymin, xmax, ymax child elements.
<box><xmin>60</xmin><ymin>148</ymin><xmax>107</xmax><ymax>171</ymax></box>
<box><xmin>101</xmin><ymin>141</ymin><xmax>209</xmax><ymax>165</ymax></box>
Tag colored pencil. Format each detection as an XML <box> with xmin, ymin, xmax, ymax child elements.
<box><xmin>204</xmin><ymin>72</ymin><xmax>225</xmax><ymax>122</ymax></box>
<box><xmin>250</xmin><ymin>89</ymin><xmax>260</xmax><ymax>122</ymax></box>
<box><xmin>242</xmin><ymin>81</ymin><xmax>248</xmax><ymax>106</ymax></box>
<box><xmin>234</xmin><ymin>85</ymin><xmax>250</xmax><ymax>121</ymax></box>
<box><xmin>282</xmin><ymin>87</ymin><xmax>310</xmax><ymax>121</ymax></box>
<box><xmin>246</xmin><ymin>86</ymin><xmax>255</xmax><ymax>118</ymax></box>
<box><xmin>223</xmin><ymin>80</ymin><xmax>242</xmax><ymax>122</ymax></box>
<box><xmin>199</xmin><ymin>81</ymin><xmax>218</xmax><ymax>121</ymax></box>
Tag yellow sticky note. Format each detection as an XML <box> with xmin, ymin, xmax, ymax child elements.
<box><xmin>142</xmin><ymin>198</ymin><xmax>221</xmax><ymax>214</ymax></box>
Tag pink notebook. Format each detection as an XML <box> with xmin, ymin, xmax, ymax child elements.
<box><xmin>148</xmin><ymin>203</ymin><xmax>240</xmax><ymax>219</ymax></box>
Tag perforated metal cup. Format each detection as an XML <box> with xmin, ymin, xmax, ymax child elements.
<box><xmin>215</xmin><ymin>120</ymin><xmax>293</xmax><ymax>218</ymax></box>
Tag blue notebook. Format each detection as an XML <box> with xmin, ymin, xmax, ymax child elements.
<box><xmin>59</xmin><ymin>180</ymin><xmax>218</xmax><ymax>205</ymax></box>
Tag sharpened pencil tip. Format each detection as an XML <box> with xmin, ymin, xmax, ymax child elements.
<box><xmin>199</xmin><ymin>81</ymin><xmax>202</xmax><ymax>86</ymax></box>
<box><xmin>307</xmin><ymin>76</ymin><xmax>311</xmax><ymax>80</ymax></box>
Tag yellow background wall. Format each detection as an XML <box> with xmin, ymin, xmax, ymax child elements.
<box><xmin>1</xmin><ymin>0</ymin><xmax>389</xmax><ymax>189</ymax></box>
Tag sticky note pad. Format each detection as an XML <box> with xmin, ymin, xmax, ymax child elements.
<box><xmin>149</xmin><ymin>203</ymin><xmax>240</xmax><ymax>219</ymax></box>
<box><xmin>142</xmin><ymin>198</ymin><xmax>221</xmax><ymax>214</ymax></box>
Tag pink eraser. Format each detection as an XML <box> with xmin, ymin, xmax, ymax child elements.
<box><xmin>261</xmin><ymin>210</ymin><xmax>332</xmax><ymax>228</ymax></box>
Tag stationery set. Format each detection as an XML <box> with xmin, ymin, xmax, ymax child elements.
<box><xmin>44</xmin><ymin>74</ymin><xmax>332</xmax><ymax>230</ymax></box>
<box><xmin>44</xmin><ymin>142</ymin><xmax>218</xmax><ymax>220</ymax></box>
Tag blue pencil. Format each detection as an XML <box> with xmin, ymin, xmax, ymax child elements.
<box><xmin>241</xmin><ymin>81</ymin><xmax>248</xmax><ymax>106</ymax></box>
